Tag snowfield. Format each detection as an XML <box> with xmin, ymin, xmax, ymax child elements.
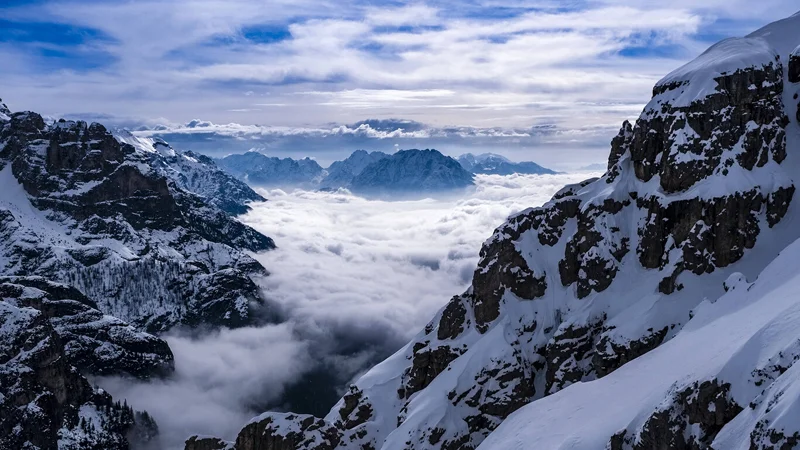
<box><xmin>480</xmin><ymin>237</ymin><xmax>800</xmax><ymax>449</ymax></box>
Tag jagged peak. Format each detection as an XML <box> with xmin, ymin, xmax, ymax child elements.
<box><xmin>0</xmin><ymin>98</ymin><xmax>10</xmax><ymax>119</ymax></box>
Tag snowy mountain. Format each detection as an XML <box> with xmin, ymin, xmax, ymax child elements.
<box><xmin>216</xmin><ymin>148</ymin><xmax>473</xmax><ymax>195</ymax></box>
<box><xmin>189</xmin><ymin>11</ymin><xmax>800</xmax><ymax>450</ymax></box>
<box><xmin>115</xmin><ymin>132</ymin><xmax>265</xmax><ymax>215</ymax></box>
<box><xmin>349</xmin><ymin>149</ymin><xmax>474</xmax><ymax>195</ymax></box>
<box><xmin>457</xmin><ymin>152</ymin><xmax>557</xmax><ymax>175</ymax></box>
<box><xmin>319</xmin><ymin>149</ymin><xmax>389</xmax><ymax>190</ymax></box>
<box><xmin>0</xmin><ymin>103</ymin><xmax>275</xmax><ymax>332</ymax></box>
<box><xmin>217</xmin><ymin>151</ymin><xmax>324</xmax><ymax>187</ymax></box>
<box><xmin>0</xmin><ymin>98</ymin><xmax>282</xmax><ymax>448</ymax></box>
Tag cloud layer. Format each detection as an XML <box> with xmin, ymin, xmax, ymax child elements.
<box><xmin>99</xmin><ymin>172</ymin><xmax>598</xmax><ymax>449</ymax></box>
<box><xmin>2</xmin><ymin>0</ymin><xmax>798</xmax><ymax>153</ymax></box>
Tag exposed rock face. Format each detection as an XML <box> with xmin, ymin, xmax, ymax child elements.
<box><xmin>0</xmin><ymin>296</ymin><xmax>153</xmax><ymax>449</ymax></box>
<box><xmin>116</xmin><ymin>132</ymin><xmax>265</xmax><ymax>215</ymax></box>
<box><xmin>610</xmin><ymin>380</ymin><xmax>742</xmax><ymax>450</ymax></box>
<box><xmin>789</xmin><ymin>46</ymin><xmax>800</xmax><ymax>84</ymax></box>
<box><xmin>0</xmin><ymin>277</ymin><xmax>173</xmax><ymax>378</ymax></box>
<box><xmin>199</xmin><ymin>14</ymin><xmax>800</xmax><ymax>450</ymax></box>
<box><xmin>234</xmin><ymin>413</ymin><xmax>341</xmax><ymax>450</ymax></box>
<box><xmin>0</xmin><ymin>109</ymin><xmax>275</xmax><ymax>331</ymax></box>
<box><xmin>185</xmin><ymin>436</ymin><xmax>234</xmax><ymax>450</ymax></box>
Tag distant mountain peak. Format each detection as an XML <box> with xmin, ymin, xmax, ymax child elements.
<box><xmin>348</xmin><ymin>148</ymin><xmax>474</xmax><ymax>195</ymax></box>
<box><xmin>457</xmin><ymin>152</ymin><xmax>557</xmax><ymax>175</ymax></box>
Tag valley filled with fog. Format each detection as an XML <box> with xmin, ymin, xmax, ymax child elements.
<box><xmin>98</xmin><ymin>172</ymin><xmax>597</xmax><ymax>449</ymax></box>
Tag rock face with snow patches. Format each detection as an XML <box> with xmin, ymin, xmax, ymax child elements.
<box><xmin>0</xmin><ymin>103</ymin><xmax>275</xmax><ymax>332</ymax></box>
<box><xmin>349</xmin><ymin>149</ymin><xmax>474</xmax><ymax>195</ymax></box>
<box><xmin>457</xmin><ymin>153</ymin><xmax>557</xmax><ymax>175</ymax></box>
<box><xmin>116</xmin><ymin>132</ymin><xmax>265</xmax><ymax>215</ymax></box>
<box><xmin>202</xmin><ymin>12</ymin><xmax>800</xmax><ymax>450</ymax></box>
<box><xmin>0</xmin><ymin>286</ymin><xmax>158</xmax><ymax>449</ymax></box>
<box><xmin>0</xmin><ymin>277</ymin><xmax>173</xmax><ymax>379</ymax></box>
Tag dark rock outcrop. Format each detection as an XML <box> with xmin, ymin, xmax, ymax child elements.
<box><xmin>0</xmin><ymin>107</ymin><xmax>275</xmax><ymax>331</ymax></box>
<box><xmin>235</xmin><ymin>414</ymin><xmax>341</xmax><ymax>450</ymax></box>
<box><xmin>610</xmin><ymin>380</ymin><xmax>742</xmax><ymax>450</ymax></box>
<box><xmin>0</xmin><ymin>297</ymin><xmax>155</xmax><ymax>449</ymax></box>
<box><xmin>0</xmin><ymin>277</ymin><xmax>173</xmax><ymax>378</ymax></box>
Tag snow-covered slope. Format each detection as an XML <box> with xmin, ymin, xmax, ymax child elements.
<box><xmin>217</xmin><ymin>151</ymin><xmax>324</xmax><ymax>187</ymax></box>
<box><xmin>200</xmin><ymin>11</ymin><xmax>800</xmax><ymax>450</ymax></box>
<box><xmin>479</xmin><ymin>236</ymin><xmax>800</xmax><ymax>449</ymax></box>
<box><xmin>458</xmin><ymin>153</ymin><xmax>557</xmax><ymax>175</ymax></box>
<box><xmin>115</xmin><ymin>132</ymin><xmax>265</xmax><ymax>215</ymax></box>
<box><xmin>0</xmin><ymin>107</ymin><xmax>275</xmax><ymax>332</ymax></box>
<box><xmin>349</xmin><ymin>149</ymin><xmax>475</xmax><ymax>195</ymax></box>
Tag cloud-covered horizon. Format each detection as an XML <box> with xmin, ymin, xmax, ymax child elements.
<box><xmin>2</xmin><ymin>0</ymin><xmax>798</xmax><ymax>166</ymax></box>
<box><xmin>126</xmin><ymin>116</ymin><xmax>616</xmax><ymax>168</ymax></box>
<box><xmin>99</xmin><ymin>172</ymin><xmax>598</xmax><ymax>450</ymax></box>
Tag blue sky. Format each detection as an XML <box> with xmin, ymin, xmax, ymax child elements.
<box><xmin>1</xmin><ymin>0</ymin><xmax>798</xmax><ymax>164</ymax></box>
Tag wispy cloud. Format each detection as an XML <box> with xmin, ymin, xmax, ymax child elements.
<box><xmin>1</xmin><ymin>0</ymin><xmax>797</xmax><ymax>160</ymax></box>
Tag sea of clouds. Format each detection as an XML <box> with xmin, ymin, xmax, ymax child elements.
<box><xmin>100</xmin><ymin>172</ymin><xmax>598</xmax><ymax>449</ymax></box>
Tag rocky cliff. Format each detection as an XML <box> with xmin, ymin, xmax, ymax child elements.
<box><xmin>201</xmin><ymin>11</ymin><xmax>800</xmax><ymax>450</ymax></box>
<box><xmin>0</xmin><ymin>287</ymin><xmax>158</xmax><ymax>449</ymax></box>
<box><xmin>0</xmin><ymin>106</ymin><xmax>275</xmax><ymax>332</ymax></box>
<box><xmin>116</xmin><ymin>132</ymin><xmax>265</xmax><ymax>215</ymax></box>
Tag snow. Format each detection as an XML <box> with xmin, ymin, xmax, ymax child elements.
<box><xmin>648</xmin><ymin>11</ymin><xmax>800</xmax><ymax>110</ymax></box>
<box><xmin>653</xmin><ymin>37</ymin><xmax>777</xmax><ymax>109</ymax></box>
<box><xmin>479</xmin><ymin>236</ymin><xmax>800</xmax><ymax>449</ymax></box>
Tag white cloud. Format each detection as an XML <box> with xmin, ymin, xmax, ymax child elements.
<box><xmin>1</xmin><ymin>1</ymin><xmax>796</xmax><ymax>162</ymax></box>
<box><xmin>97</xmin><ymin>172</ymin><xmax>600</xmax><ymax>449</ymax></box>
<box><xmin>98</xmin><ymin>324</ymin><xmax>310</xmax><ymax>450</ymax></box>
<box><xmin>365</xmin><ymin>4</ymin><xmax>441</xmax><ymax>27</ymax></box>
<box><xmin>241</xmin><ymin>172</ymin><xmax>598</xmax><ymax>347</ymax></box>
